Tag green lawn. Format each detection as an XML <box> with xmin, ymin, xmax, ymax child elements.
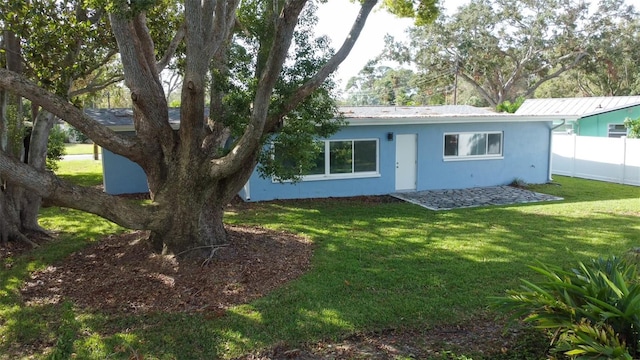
<box><xmin>64</xmin><ymin>143</ymin><xmax>99</xmax><ymax>155</ymax></box>
<box><xmin>54</xmin><ymin>159</ymin><xmax>103</xmax><ymax>186</ymax></box>
<box><xmin>1</xmin><ymin>168</ymin><xmax>639</xmax><ymax>359</ymax></box>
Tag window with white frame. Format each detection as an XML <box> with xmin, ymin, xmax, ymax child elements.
<box><xmin>443</xmin><ymin>132</ymin><xmax>503</xmax><ymax>160</ymax></box>
<box><xmin>274</xmin><ymin>139</ymin><xmax>379</xmax><ymax>180</ymax></box>
<box><xmin>608</xmin><ymin>124</ymin><xmax>627</xmax><ymax>138</ymax></box>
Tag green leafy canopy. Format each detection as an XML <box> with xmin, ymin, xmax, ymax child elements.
<box><xmin>381</xmin><ymin>0</ymin><xmax>439</xmax><ymax>26</ymax></box>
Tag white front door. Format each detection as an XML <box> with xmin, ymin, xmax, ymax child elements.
<box><xmin>395</xmin><ymin>134</ymin><xmax>417</xmax><ymax>191</ymax></box>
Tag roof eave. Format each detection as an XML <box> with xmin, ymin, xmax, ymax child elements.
<box><xmin>345</xmin><ymin>115</ymin><xmax>579</xmax><ymax>126</ymax></box>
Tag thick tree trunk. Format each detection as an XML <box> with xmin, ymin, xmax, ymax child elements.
<box><xmin>0</xmin><ymin>29</ymin><xmax>43</xmax><ymax>246</ymax></box>
<box><xmin>148</xmin><ymin>190</ymin><xmax>228</xmax><ymax>258</ymax></box>
<box><xmin>21</xmin><ymin>110</ymin><xmax>55</xmax><ymax>232</ymax></box>
<box><xmin>146</xmin><ymin>151</ymin><xmax>258</xmax><ymax>258</ymax></box>
<box><xmin>0</xmin><ymin>100</ymin><xmax>53</xmax><ymax>242</ymax></box>
<box><xmin>0</xmin><ymin>186</ymin><xmax>36</xmax><ymax>246</ymax></box>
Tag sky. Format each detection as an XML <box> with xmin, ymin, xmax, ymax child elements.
<box><xmin>315</xmin><ymin>0</ymin><xmax>469</xmax><ymax>88</ymax></box>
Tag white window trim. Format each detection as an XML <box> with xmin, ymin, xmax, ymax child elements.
<box><xmin>443</xmin><ymin>131</ymin><xmax>504</xmax><ymax>161</ymax></box>
<box><xmin>272</xmin><ymin>138</ymin><xmax>380</xmax><ymax>182</ymax></box>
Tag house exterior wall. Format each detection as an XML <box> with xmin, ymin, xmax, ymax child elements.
<box><xmin>242</xmin><ymin>121</ymin><xmax>552</xmax><ymax>202</ymax></box>
<box><xmin>578</xmin><ymin>106</ymin><xmax>640</xmax><ymax>137</ymax></box>
<box><xmin>100</xmin><ymin>120</ymin><xmax>553</xmax><ymax>199</ymax></box>
<box><xmin>102</xmin><ymin>149</ymin><xmax>149</xmax><ymax>194</ymax></box>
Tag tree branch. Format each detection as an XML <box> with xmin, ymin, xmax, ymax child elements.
<box><xmin>204</xmin><ymin>0</ymin><xmax>241</xmax><ymax>59</ymax></box>
<box><xmin>0</xmin><ymin>68</ymin><xmax>142</xmax><ymax>160</ymax></box>
<box><xmin>68</xmin><ymin>73</ymin><xmax>125</xmax><ymax>98</ymax></box>
<box><xmin>458</xmin><ymin>71</ymin><xmax>499</xmax><ymax>107</ymax></box>
<box><xmin>77</xmin><ymin>48</ymin><xmax>119</xmax><ymax>82</ymax></box>
<box><xmin>0</xmin><ymin>151</ymin><xmax>160</xmax><ymax>231</ymax></box>
<box><xmin>264</xmin><ymin>0</ymin><xmax>378</xmax><ymax>132</ymax></box>
<box><xmin>156</xmin><ymin>22</ymin><xmax>186</xmax><ymax>72</ymax></box>
<box><xmin>110</xmin><ymin>10</ymin><xmax>175</xmax><ymax>149</ymax></box>
<box><xmin>524</xmin><ymin>51</ymin><xmax>588</xmax><ymax>98</ymax></box>
<box><xmin>209</xmin><ymin>0</ymin><xmax>309</xmax><ymax>178</ymax></box>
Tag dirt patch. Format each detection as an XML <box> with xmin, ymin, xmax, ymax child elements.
<box><xmin>20</xmin><ymin>225</ymin><xmax>312</xmax><ymax>314</ymax></box>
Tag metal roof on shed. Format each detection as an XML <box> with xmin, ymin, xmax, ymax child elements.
<box><xmin>515</xmin><ymin>96</ymin><xmax>640</xmax><ymax>118</ymax></box>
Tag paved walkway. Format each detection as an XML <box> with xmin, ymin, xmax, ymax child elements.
<box><xmin>392</xmin><ymin>186</ymin><xmax>563</xmax><ymax>210</ymax></box>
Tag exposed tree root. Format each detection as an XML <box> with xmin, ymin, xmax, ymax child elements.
<box><xmin>173</xmin><ymin>244</ymin><xmax>230</xmax><ymax>265</ymax></box>
<box><xmin>202</xmin><ymin>244</ymin><xmax>230</xmax><ymax>267</ymax></box>
<box><xmin>7</xmin><ymin>228</ymin><xmax>40</xmax><ymax>248</ymax></box>
<box><xmin>0</xmin><ymin>212</ymin><xmax>48</xmax><ymax>248</ymax></box>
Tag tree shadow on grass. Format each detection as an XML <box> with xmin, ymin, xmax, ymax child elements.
<box><xmin>2</xmin><ymin>186</ymin><xmax>638</xmax><ymax>359</ymax></box>
<box><xmin>56</xmin><ymin>171</ymin><xmax>104</xmax><ymax>188</ymax></box>
<box><xmin>530</xmin><ymin>175</ymin><xmax>640</xmax><ymax>204</ymax></box>
<box><xmin>216</xmin><ymin>197</ymin><xmax>639</xmax><ymax>357</ymax></box>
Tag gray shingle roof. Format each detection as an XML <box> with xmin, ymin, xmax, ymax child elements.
<box><xmin>88</xmin><ymin>105</ymin><xmax>562</xmax><ymax>130</ymax></box>
<box><xmin>85</xmin><ymin>108</ymin><xmax>182</xmax><ymax>128</ymax></box>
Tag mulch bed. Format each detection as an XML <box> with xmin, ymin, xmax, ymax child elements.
<box><xmin>20</xmin><ymin>225</ymin><xmax>313</xmax><ymax>315</ymax></box>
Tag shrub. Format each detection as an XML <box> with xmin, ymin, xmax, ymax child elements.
<box><xmin>509</xmin><ymin>177</ymin><xmax>527</xmax><ymax>189</ymax></box>
<box><xmin>624</xmin><ymin>117</ymin><xmax>640</xmax><ymax>139</ymax></box>
<box><xmin>47</xmin><ymin>125</ymin><xmax>67</xmax><ymax>171</ymax></box>
<box><xmin>493</xmin><ymin>257</ymin><xmax>640</xmax><ymax>359</ymax></box>
<box><xmin>496</xmin><ymin>97</ymin><xmax>525</xmax><ymax>113</ymax></box>
<box><xmin>66</xmin><ymin>125</ymin><xmax>89</xmax><ymax>143</ymax></box>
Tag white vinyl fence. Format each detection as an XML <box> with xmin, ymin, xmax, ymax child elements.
<box><xmin>552</xmin><ymin>134</ymin><xmax>640</xmax><ymax>186</ymax></box>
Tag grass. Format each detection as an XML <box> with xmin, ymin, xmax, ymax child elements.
<box><xmin>1</xmin><ymin>161</ymin><xmax>122</xmax><ymax>359</ymax></box>
<box><xmin>1</xmin><ymin>170</ymin><xmax>638</xmax><ymax>359</ymax></box>
<box><xmin>54</xmin><ymin>159</ymin><xmax>103</xmax><ymax>187</ymax></box>
<box><xmin>63</xmin><ymin>143</ymin><xmax>99</xmax><ymax>155</ymax></box>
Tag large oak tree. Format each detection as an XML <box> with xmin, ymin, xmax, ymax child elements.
<box><xmin>0</xmin><ymin>0</ymin><xmax>437</xmax><ymax>258</ymax></box>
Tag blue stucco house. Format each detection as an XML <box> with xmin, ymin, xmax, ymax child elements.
<box><xmin>516</xmin><ymin>96</ymin><xmax>640</xmax><ymax>138</ymax></box>
<box><xmin>91</xmin><ymin>106</ymin><xmax>570</xmax><ymax>202</ymax></box>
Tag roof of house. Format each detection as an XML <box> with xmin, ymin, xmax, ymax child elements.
<box><xmin>339</xmin><ymin>105</ymin><xmax>497</xmax><ymax>118</ymax></box>
<box><xmin>84</xmin><ymin>108</ymin><xmax>183</xmax><ymax>131</ymax></box>
<box><xmin>515</xmin><ymin>96</ymin><xmax>640</xmax><ymax>118</ymax></box>
<box><xmin>339</xmin><ymin>105</ymin><xmax>575</xmax><ymax>126</ymax></box>
<box><xmin>88</xmin><ymin>105</ymin><xmax>572</xmax><ymax>131</ymax></box>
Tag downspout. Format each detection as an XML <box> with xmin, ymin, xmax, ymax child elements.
<box><xmin>548</xmin><ymin>119</ymin><xmax>566</xmax><ymax>182</ymax></box>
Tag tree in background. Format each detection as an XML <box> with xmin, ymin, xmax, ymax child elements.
<box><xmin>382</xmin><ymin>0</ymin><xmax>593</xmax><ymax>108</ymax></box>
<box><xmin>536</xmin><ymin>1</ymin><xmax>640</xmax><ymax>98</ymax></box>
<box><xmin>343</xmin><ymin>57</ymin><xmax>487</xmax><ymax>106</ymax></box>
<box><xmin>0</xmin><ymin>0</ymin><xmax>438</xmax><ymax>257</ymax></box>
<box><xmin>374</xmin><ymin>0</ymin><xmax>639</xmax><ymax>107</ymax></box>
<box><xmin>344</xmin><ymin>62</ymin><xmax>423</xmax><ymax>105</ymax></box>
<box><xmin>573</xmin><ymin>0</ymin><xmax>640</xmax><ymax>96</ymax></box>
